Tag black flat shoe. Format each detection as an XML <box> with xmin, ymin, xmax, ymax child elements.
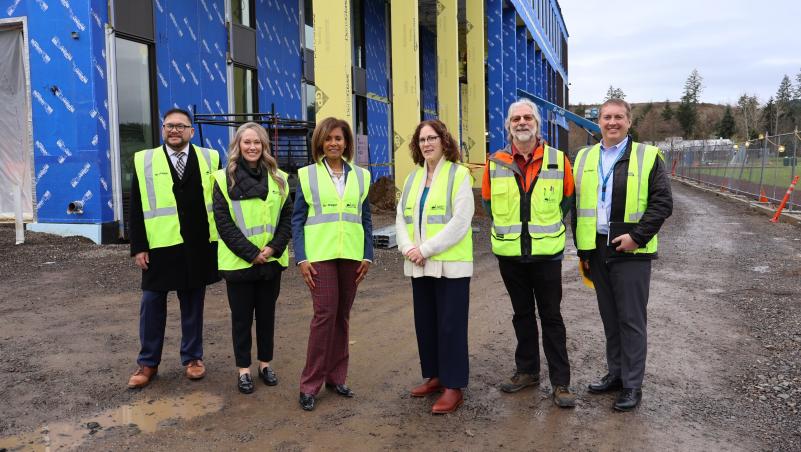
<box><xmin>614</xmin><ymin>388</ymin><xmax>642</xmax><ymax>412</ymax></box>
<box><xmin>325</xmin><ymin>383</ymin><xmax>354</xmax><ymax>397</ymax></box>
<box><xmin>299</xmin><ymin>392</ymin><xmax>316</xmax><ymax>411</ymax></box>
<box><xmin>260</xmin><ymin>366</ymin><xmax>278</xmax><ymax>386</ymax></box>
<box><xmin>588</xmin><ymin>373</ymin><xmax>623</xmax><ymax>394</ymax></box>
<box><xmin>238</xmin><ymin>373</ymin><xmax>254</xmax><ymax>394</ymax></box>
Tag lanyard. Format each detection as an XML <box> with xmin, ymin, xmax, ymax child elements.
<box><xmin>597</xmin><ymin>145</ymin><xmax>626</xmax><ymax>203</ymax></box>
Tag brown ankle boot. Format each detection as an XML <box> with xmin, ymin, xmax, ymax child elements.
<box><xmin>411</xmin><ymin>378</ymin><xmax>443</xmax><ymax>397</ymax></box>
<box><xmin>432</xmin><ymin>388</ymin><xmax>463</xmax><ymax>414</ymax></box>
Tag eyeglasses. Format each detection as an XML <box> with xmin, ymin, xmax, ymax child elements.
<box><xmin>510</xmin><ymin>114</ymin><xmax>535</xmax><ymax>123</ymax></box>
<box><xmin>418</xmin><ymin>135</ymin><xmax>440</xmax><ymax>145</ymax></box>
<box><xmin>163</xmin><ymin>123</ymin><xmax>191</xmax><ymax>132</ymax></box>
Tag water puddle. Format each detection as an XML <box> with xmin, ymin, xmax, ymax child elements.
<box><xmin>0</xmin><ymin>392</ymin><xmax>223</xmax><ymax>451</ymax></box>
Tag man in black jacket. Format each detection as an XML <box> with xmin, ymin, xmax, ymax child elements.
<box><xmin>127</xmin><ymin>108</ymin><xmax>221</xmax><ymax>389</ymax></box>
<box><xmin>571</xmin><ymin>99</ymin><xmax>673</xmax><ymax>411</ymax></box>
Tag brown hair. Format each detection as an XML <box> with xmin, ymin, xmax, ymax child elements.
<box><xmin>600</xmin><ymin>98</ymin><xmax>632</xmax><ymax>120</ymax></box>
<box><xmin>226</xmin><ymin>122</ymin><xmax>285</xmax><ymax>195</ymax></box>
<box><xmin>310</xmin><ymin>117</ymin><xmax>354</xmax><ymax>162</ymax></box>
<box><xmin>409</xmin><ymin>119</ymin><xmax>461</xmax><ymax>166</ymax></box>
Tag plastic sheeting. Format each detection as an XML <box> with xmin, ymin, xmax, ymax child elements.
<box><xmin>256</xmin><ymin>0</ymin><xmax>302</xmax><ymax>120</ymax></box>
<box><xmin>365</xmin><ymin>0</ymin><xmax>390</xmax><ymax>180</ymax></box>
<box><xmin>0</xmin><ymin>27</ymin><xmax>32</xmax><ymax>221</ymax></box>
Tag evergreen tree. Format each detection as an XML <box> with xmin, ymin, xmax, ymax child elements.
<box><xmin>761</xmin><ymin>97</ymin><xmax>776</xmax><ymax>135</ymax></box>
<box><xmin>795</xmin><ymin>68</ymin><xmax>801</xmax><ymax>100</ymax></box>
<box><xmin>661</xmin><ymin>100</ymin><xmax>674</xmax><ymax>120</ymax></box>
<box><xmin>716</xmin><ymin>106</ymin><xmax>736</xmax><ymax>138</ymax></box>
<box><xmin>775</xmin><ymin>75</ymin><xmax>793</xmax><ymax>133</ymax></box>
<box><xmin>676</xmin><ymin>69</ymin><xmax>703</xmax><ymax>137</ymax></box>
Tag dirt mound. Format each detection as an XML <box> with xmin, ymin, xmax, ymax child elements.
<box><xmin>368</xmin><ymin>176</ymin><xmax>398</xmax><ymax>212</ymax></box>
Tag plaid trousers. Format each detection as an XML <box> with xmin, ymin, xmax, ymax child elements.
<box><xmin>299</xmin><ymin>259</ymin><xmax>361</xmax><ymax>395</ymax></box>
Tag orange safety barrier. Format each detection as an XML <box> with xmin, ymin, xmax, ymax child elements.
<box><xmin>760</xmin><ymin>188</ymin><xmax>769</xmax><ymax>203</ymax></box>
<box><xmin>770</xmin><ymin>176</ymin><xmax>800</xmax><ymax>223</ymax></box>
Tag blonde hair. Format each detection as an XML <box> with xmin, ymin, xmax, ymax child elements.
<box><xmin>226</xmin><ymin>122</ymin><xmax>285</xmax><ymax>195</ymax></box>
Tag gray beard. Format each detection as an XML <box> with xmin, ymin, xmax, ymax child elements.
<box><xmin>513</xmin><ymin>131</ymin><xmax>534</xmax><ymax>142</ymax></box>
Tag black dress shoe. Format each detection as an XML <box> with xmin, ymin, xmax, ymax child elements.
<box><xmin>260</xmin><ymin>366</ymin><xmax>278</xmax><ymax>386</ymax></box>
<box><xmin>614</xmin><ymin>388</ymin><xmax>642</xmax><ymax>412</ymax></box>
<box><xmin>325</xmin><ymin>383</ymin><xmax>355</xmax><ymax>397</ymax></box>
<box><xmin>238</xmin><ymin>373</ymin><xmax>254</xmax><ymax>394</ymax></box>
<box><xmin>299</xmin><ymin>392</ymin><xmax>316</xmax><ymax>411</ymax></box>
<box><xmin>588</xmin><ymin>374</ymin><xmax>623</xmax><ymax>394</ymax></box>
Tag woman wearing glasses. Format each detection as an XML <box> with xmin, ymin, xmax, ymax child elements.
<box><xmin>212</xmin><ymin>122</ymin><xmax>292</xmax><ymax>394</ymax></box>
<box><xmin>395</xmin><ymin>119</ymin><xmax>474</xmax><ymax>414</ymax></box>
<box><xmin>292</xmin><ymin>117</ymin><xmax>373</xmax><ymax>411</ymax></box>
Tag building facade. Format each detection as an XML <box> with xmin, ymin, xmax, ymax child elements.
<box><xmin>0</xmin><ymin>0</ymin><xmax>568</xmax><ymax>243</ymax></box>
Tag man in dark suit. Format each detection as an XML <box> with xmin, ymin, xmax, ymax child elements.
<box><xmin>127</xmin><ymin>108</ymin><xmax>221</xmax><ymax>388</ymax></box>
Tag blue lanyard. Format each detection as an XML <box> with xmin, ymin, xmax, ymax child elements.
<box><xmin>598</xmin><ymin>145</ymin><xmax>626</xmax><ymax>203</ymax></box>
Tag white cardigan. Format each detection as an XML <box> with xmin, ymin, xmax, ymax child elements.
<box><xmin>395</xmin><ymin>157</ymin><xmax>474</xmax><ymax>278</ymax></box>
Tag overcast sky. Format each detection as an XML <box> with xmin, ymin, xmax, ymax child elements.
<box><xmin>559</xmin><ymin>0</ymin><xmax>801</xmax><ymax>105</ymax></box>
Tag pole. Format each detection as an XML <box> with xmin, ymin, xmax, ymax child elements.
<box><xmin>757</xmin><ymin>131</ymin><xmax>767</xmax><ymax>200</ymax></box>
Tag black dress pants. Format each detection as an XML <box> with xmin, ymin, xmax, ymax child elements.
<box><xmin>498</xmin><ymin>259</ymin><xmax>570</xmax><ymax>386</ymax></box>
<box><xmin>226</xmin><ymin>276</ymin><xmax>281</xmax><ymax>368</ymax></box>
<box><xmin>411</xmin><ymin>276</ymin><xmax>470</xmax><ymax>389</ymax></box>
<box><xmin>589</xmin><ymin>234</ymin><xmax>651</xmax><ymax>389</ymax></box>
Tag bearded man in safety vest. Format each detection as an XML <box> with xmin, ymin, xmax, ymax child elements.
<box><xmin>482</xmin><ymin>98</ymin><xmax>577</xmax><ymax>408</ymax></box>
<box><xmin>127</xmin><ymin>108</ymin><xmax>221</xmax><ymax>389</ymax></box>
<box><xmin>572</xmin><ymin>98</ymin><xmax>672</xmax><ymax>411</ymax></box>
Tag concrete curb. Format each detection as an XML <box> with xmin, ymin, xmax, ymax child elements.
<box><xmin>671</xmin><ymin>176</ymin><xmax>801</xmax><ymax>226</ymax></box>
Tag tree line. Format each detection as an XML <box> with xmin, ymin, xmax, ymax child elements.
<box><xmin>575</xmin><ymin>69</ymin><xmax>801</xmax><ymax>143</ymax></box>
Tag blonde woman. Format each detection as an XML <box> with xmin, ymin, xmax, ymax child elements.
<box><xmin>212</xmin><ymin>122</ymin><xmax>292</xmax><ymax>394</ymax></box>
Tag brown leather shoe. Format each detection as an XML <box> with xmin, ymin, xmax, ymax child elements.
<box><xmin>431</xmin><ymin>388</ymin><xmax>463</xmax><ymax>414</ymax></box>
<box><xmin>127</xmin><ymin>365</ymin><xmax>157</xmax><ymax>389</ymax></box>
<box><xmin>185</xmin><ymin>360</ymin><xmax>206</xmax><ymax>380</ymax></box>
<box><xmin>411</xmin><ymin>377</ymin><xmax>443</xmax><ymax>397</ymax></box>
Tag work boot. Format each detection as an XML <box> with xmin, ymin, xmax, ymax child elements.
<box><xmin>127</xmin><ymin>365</ymin><xmax>157</xmax><ymax>389</ymax></box>
<box><xmin>552</xmin><ymin>385</ymin><xmax>577</xmax><ymax>408</ymax></box>
<box><xmin>500</xmin><ymin>371</ymin><xmax>539</xmax><ymax>393</ymax></box>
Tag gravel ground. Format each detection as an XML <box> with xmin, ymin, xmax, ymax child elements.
<box><xmin>1</xmin><ymin>181</ymin><xmax>800</xmax><ymax>451</ymax></box>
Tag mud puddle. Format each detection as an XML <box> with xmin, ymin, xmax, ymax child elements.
<box><xmin>0</xmin><ymin>392</ymin><xmax>222</xmax><ymax>451</ymax></box>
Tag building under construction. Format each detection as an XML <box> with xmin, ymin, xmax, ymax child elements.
<box><xmin>0</xmin><ymin>0</ymin><xmax>569</xmax><ymax>243</ymax></box>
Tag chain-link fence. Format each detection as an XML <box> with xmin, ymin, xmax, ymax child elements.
<box><xmin>663</xmin><ymin>130</ymin><xmax>801</xmax><ymax>210</ymax></box>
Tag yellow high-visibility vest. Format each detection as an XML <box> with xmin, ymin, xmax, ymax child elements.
<box><xmin>213</xmin><ymin>169</ymin><xmax>289</xmax><ymax>270</ymax></box>
<box><xmin>573</xmin><ymin>141</ymin><xmax>661</xmax><ymax>254</ymax></box>
<box><xmin>298</xmin><ymin>161</ymin><xmax>371</xmax><ymax>262</ymax></box>
<box><xmin>400</xmin><ymin>160</ymin><xmax>473</xmax><ymax>262</ymax></box>
<box><xmin>133</xmin><ymin>145</ymin><xmax>219</xmax><ymax>249</ymax></box>
<box><xmin>488</xmin><ymin>146</ymin><xmax>566</xmax><ymax>256</ymax></box>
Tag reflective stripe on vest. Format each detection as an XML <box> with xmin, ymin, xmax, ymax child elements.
<box><xmin>401</xmin><ymin>162</ymin><xmax>459</xmax><ymax>226</ymax></box>
<box><xmin>135</xmin><ymin>146</ymin><xmax>219</xmax><ymax>249</ymax></box>
<box><xmin>214</xmin><ymin>169</ymin><xmax>288</xmax><ymax>270</ymax></box>
<box><xmin>574</xmin><ymin>142</ymin><xmax>659</xmax><ymax>253</ymax></box>
<box><xmin>401</xmin><ymin>160</ymin><xmax>473</xmax><ymax>262</ymax></box>
<box><xmin>488</xmin><ymin>146</ymin><xmax>566</xmax><ymax>256</ymax></box>
<box><xmin>305</xmin><ymin>162</ymin><xmax>365</xmax><ymax>226</ymax></box>
<box><xmin>299</xmin><ymin>161</ymin><xmax>371</xmax><ymax>262</ymax></box>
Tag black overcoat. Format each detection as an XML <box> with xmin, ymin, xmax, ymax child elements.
<box><xmin>129</xmin><ymin>144</ymin><xmax>221</xmax><ymax>291</ymax></box>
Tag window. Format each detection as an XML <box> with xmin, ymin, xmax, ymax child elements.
<box><xmin>232</xmin><ymin>0</ymin><xmax>255</xmax><ymax>28</ymax></box>
<box><xmin>233</xmin><ymin>65</ymin><xmax>256</xmax><ymax>119</ymax></box>
<box><xmin>115</xmin><ymin>37</ymin><xmax>156</xmax><ymax>203</ymax></box>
